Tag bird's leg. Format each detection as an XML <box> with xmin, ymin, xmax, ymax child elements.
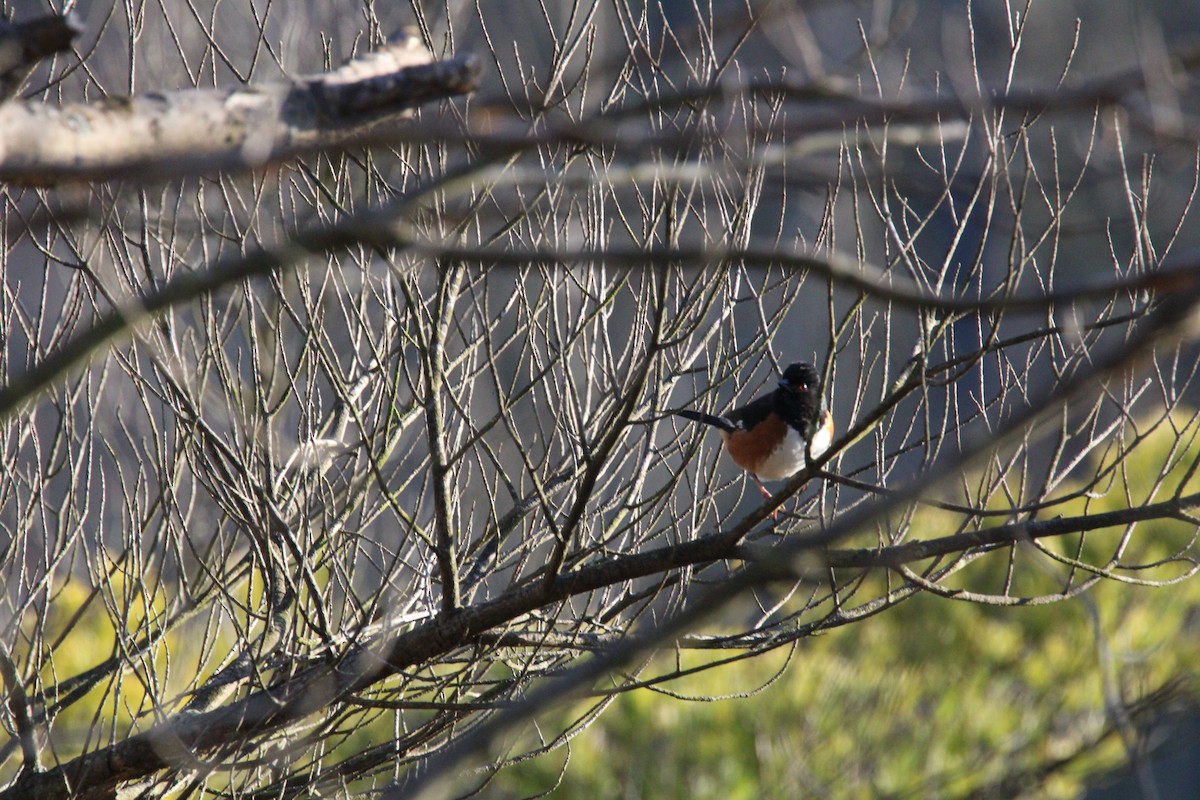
<box><xmin>753</xmin><ymin>475</ymin><xmax>772</xmax><ymax>499</ymax></box>
<box><xmin>752</xmin><ymin>475</ymin><xmax>781</xmax><ymax>520</ymax></box>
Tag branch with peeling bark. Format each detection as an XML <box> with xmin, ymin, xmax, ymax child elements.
<box><xmin>0</xmin><ymin>30</ymin><xmax>479</xmax><ymax>185</ymax></box>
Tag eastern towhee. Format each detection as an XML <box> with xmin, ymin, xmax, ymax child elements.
<box><xmin>676</xmin><ymin>362</ymin><xmax>833</xmax><ymax>498</ymax></box>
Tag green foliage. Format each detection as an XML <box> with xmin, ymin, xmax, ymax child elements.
<box><xmin>497</xmin><ymin>415</ymin><xmax>1200</xmax><ymax>798</ymax></box>
<box><xmin>9</xmin><ymin>569</ymin><xmax>245</xmax><ymax>780</ymax></box>
<box><xmin>18</xmin><ymin>416</ymin><xmax>1199</xmax><ymax>796</ymax></box>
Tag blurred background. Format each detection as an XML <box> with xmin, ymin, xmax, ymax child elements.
<box><xmin>4</xmin><ymin>0</ymin><xmax>1200</xmax><ymax>797</ymax></box>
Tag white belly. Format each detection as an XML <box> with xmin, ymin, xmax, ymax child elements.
<box><xmin>753</xmin><ymin>417</ymin><xmax>831</xmax><ymax>481</ymax></box>
<box><xmin>754</xmin><ymin>425</ymin><xmax>808</xmax><ymax>481</ymax></box>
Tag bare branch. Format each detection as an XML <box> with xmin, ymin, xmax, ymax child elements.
<box><xmin>0</xmin><ymin>31</ymin><xmax>479</xmax><ymax>185</ymax></box>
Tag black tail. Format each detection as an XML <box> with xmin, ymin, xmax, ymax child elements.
<box><xmin>675</xmin><ymin>409</ymin><xmax>737</xmax><ymax>433</ymax></box>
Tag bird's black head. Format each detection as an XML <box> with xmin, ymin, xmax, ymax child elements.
<box><xmin>774</xmin><ymin>362</ymin><xmax>822</xmax><ymax>430</ymax></box>
<box><xmin>778</xmin><ymin>362</ymin><xmax>820</xmax><ymax>394</ymax></box>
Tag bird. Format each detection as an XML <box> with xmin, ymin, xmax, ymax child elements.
<box><xmin>675</xmin><ymin>362</ymin><xmax>833</xmax><ymax>499</ymax></box>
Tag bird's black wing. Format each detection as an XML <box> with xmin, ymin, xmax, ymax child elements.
<box><xmin>723</xmin><ymin>393</ymin><xmax>774</xmax><ymax>431</ymax></box>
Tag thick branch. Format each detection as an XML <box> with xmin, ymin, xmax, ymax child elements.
<box><xmin>0</xmin><ymin>32</ymin><xmax>479</xmax><ymax>185</ymax></box>
<box><xmin>0</xmin><ymin>527</ymin><xmax>732</xmax><ymax>799</ymax></box>
<box><xmin>10</xmin><ymin>468</ymin><xmax>1198</xmax><ymax>799</ymax></box>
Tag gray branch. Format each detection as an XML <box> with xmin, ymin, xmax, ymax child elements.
<box><xmin>0</xmin><ymin>31</ymin><xmax>479</xmax><ymax>185</ymax></box>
